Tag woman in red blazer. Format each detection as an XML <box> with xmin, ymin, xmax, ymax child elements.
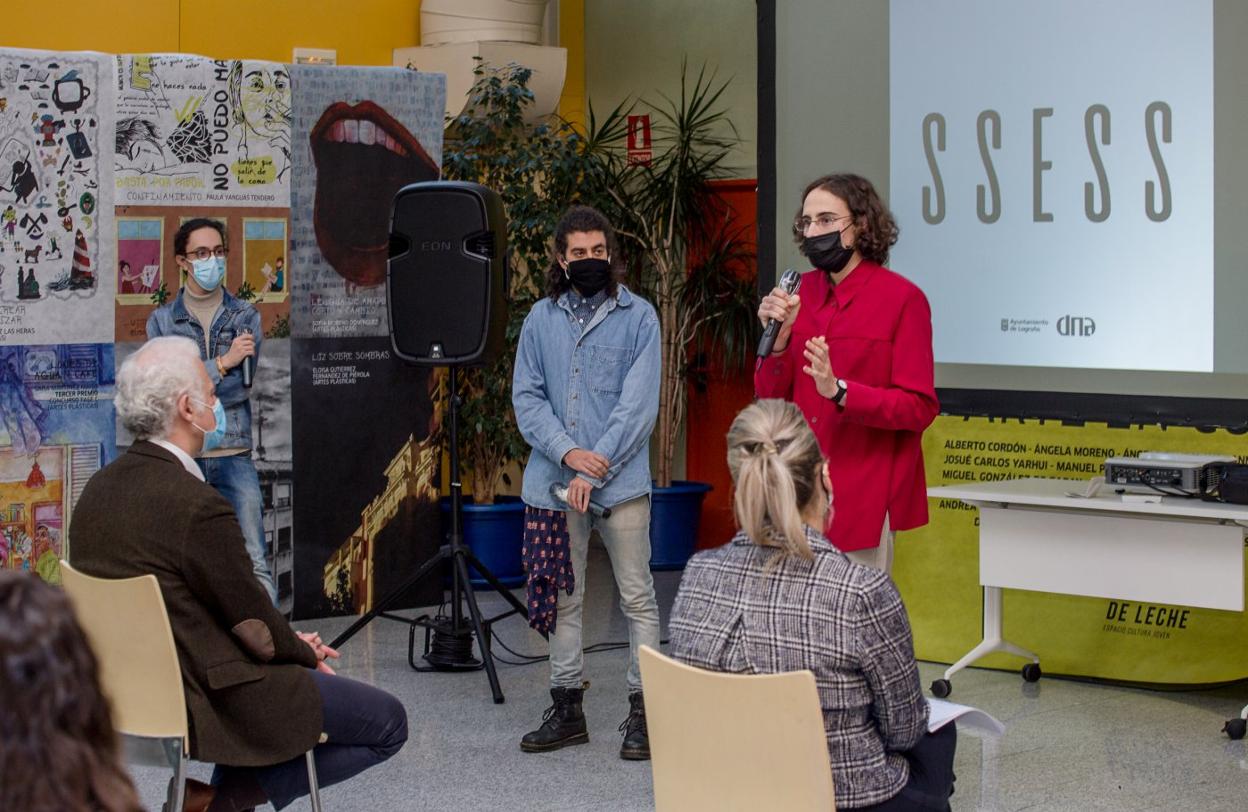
<box><xmin>756</xmin><ymin>173</ymin><xmax>939</xmax><ymax>571</ymax></box>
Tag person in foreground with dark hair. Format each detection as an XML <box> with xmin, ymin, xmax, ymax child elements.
<box><xmin>0</xmin><ymin>570</ymin><xmax>144</xmax><ymax>812</ymax></box>
<box><xmin>669</xmin><ymin>399</ymin><xmax>956</xmax><ymax>810</ymax></box>
<box><xmin>147</xmin><ymin>216</ymin><xmax>276</xmax><ymax>603</ymax></box>
<box><xmin>512</xmin><ymin>204</ymin><xmax>662</xmax><ymax>760</ymax></box>
<box><xmin>756</xmin><ymin>173</ymin><xmax>938</xmax><ymax>572</ymax></box>
<box><xmin>71</xmin><ymin>336</ymin><xmax>407</xmax><ymax>812</ymax></box>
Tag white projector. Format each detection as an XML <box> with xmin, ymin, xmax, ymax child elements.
<box><xmin>1103</xmin><ymin>452</ymin><xmax>1235</xmax><ymax>495</ymax></box>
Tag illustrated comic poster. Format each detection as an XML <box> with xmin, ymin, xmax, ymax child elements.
<box><xmin>114</xmin><ymin>55</ymin><xmax>291</xmax><ymax>208</ymax></box>
<box><xmin>0</xmin><ymin>49</ymin><xmax>115</xmax><ymax>345</ymax></box>
<box><xmin>0</xmin><ymin>343</ymin><xmax>115</xmax><ymax>584</ymax></box>
<box><xmin>290</xmin><ymin>66</ymin><xmax>444</xmax><ymax>339</ymax></box>
<box><xmin>112</xmin><ymin>206</ymin><xmax>291</xmax><ymax>342</ymax></box>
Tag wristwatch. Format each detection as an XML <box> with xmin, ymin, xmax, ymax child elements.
<box><xmin>832</xmin><ymin>378</ymin><xmax>847</xmax><ymax>405</ymax></box>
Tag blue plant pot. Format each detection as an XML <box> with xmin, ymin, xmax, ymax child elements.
<box><xmin>440</xmin><ymin>496</ymin><xmax>527</xmax><ymax>588</ymax></box>
<box><xmin>649</xmin><ymin>480</ymin><xmax>713</xmax><ymax>570</ymax></box>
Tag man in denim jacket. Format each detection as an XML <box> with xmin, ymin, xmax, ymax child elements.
<box><xmin>512</xmin><ymin>205</ymin><xmax>661</xmax><ymax>760</ymax></box>
<box><xmin>147</xmin><ymin>217</ymin><xmax>277</xmax><ymax>603</ymax></box>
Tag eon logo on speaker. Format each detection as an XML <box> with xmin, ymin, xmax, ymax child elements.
<box><xmin>420</xmin><ymin>240</ymin><xmax>455</xmax><ymax>252</ymax></box>
<box><xmin>1057</xmin><ymin>315</ymin><xmax>1096</xmax><ymax>337</ymax></box>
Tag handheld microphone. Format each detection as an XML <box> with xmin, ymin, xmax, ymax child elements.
<box><xmin>550</xmin><ymin>482</ymin><xmax>613</xmax><ymax>518</ymax></box>
<box><xmin>756</xmin><ymin>268</ymin><xmax>801</xmax><ymax>357</ymax></box>
<box><xmin>241</xmin><ymin>329</ymin><xmax>254</xmax><ymax>389</ymax></box>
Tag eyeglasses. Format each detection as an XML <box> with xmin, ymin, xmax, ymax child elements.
<box><xmin>184</xmin><ymin>246</ymin><xmax>228</xmax><ymax>260</ymax></box>
<box><xmin>792</xmin><ymin>213</ymin><xmax>851</xmax><ymax>235</ymax></box>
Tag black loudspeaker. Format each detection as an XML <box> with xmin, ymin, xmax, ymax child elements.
<box><xmin>387</xmin><ymin>181</ymin><xmax>507</xmax><ymax>365</ymax></box>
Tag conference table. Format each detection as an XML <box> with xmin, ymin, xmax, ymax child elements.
<box><xmin>926</xmin><ymin>477</ymin><xmax>1248</xmax><ymax>735</ymax></box>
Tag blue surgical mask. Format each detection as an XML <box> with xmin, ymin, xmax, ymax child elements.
<box><xmin>190</xmin><ymin>256</ymin><xmax>226</xmax><ymax>291</ymax></box>
<box><xmin>191</xmin><ymin>397</ymin><xmax>227</xmax><ymax>453</ymax></box>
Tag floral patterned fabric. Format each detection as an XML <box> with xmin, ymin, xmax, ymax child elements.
<box><xmin>522</xmin><ymin>506</ymin><xmax>574</xmax><ymax>635</ymax></box>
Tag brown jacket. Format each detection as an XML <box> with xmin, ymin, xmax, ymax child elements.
<box><xmin>70</xmin><ymin>441</ymin><xmax>322</xmax><ymax>766</ymax></box>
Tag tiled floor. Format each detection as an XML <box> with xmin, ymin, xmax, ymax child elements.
<box><xmin>126</xmin><ymin>543</ymin><xmax>1248</xmax><ymax>810</ymax></box>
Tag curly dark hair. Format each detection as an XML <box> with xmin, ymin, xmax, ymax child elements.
<box><xmin>0</xmin><ymin>571</ymin><xmax>143</xmax><ymax>812</ymax></box>
<box><xmin>794</xmin><ymin>174</ymin><xmax>900</xmax><ymax>265</ymax></box>
<box><xmin>173</xmin><ymin>217</ymin><xmax>226</xmax><ymax>257</ymax></box>
<box><xmin>546</xmin><ymin>204</ymin><xmax>625</xmax><ymax>300</ymax></box>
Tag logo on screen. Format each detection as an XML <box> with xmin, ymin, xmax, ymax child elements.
<box><xmin>1057</xmin><ymin>315</ymin><xmax>1096</xmax><ymax>337</ymax></box>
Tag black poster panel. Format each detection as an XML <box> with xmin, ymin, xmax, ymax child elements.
<box><xmin>290</xmin><ymin>336</ymin><xmax>443</xmax><ymax>619</ymax></box>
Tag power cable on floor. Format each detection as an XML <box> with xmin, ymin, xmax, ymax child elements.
<box><xmin>418</xmin><ymin>590</ymin><xmax>671</xmax><ymax>666</ymax></box>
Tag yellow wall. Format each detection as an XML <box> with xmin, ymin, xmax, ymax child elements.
<box><xmin>5</xmin><ymin>1</ymin><xmax>419</xmax><ymax>66</ymax></box>
<box><xmin>180</xmin><ymin>1</ymin><xmax>420</xmax><ymax>65</ymax></box>
<box><xmin>557</xmin><ymin>0</ymin><xmax>586</xmax><ymax>128</ymax></box>
<box><xmin>4</xmin><ymin>3</ymin><xmax>181</xmax><ymax>53</ymax></box>
<box><xmin>6</xmin><ymin>2</ymin><xmax>584</xmax><ymax>92</ymax></box>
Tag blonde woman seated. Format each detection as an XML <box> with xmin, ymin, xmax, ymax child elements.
<box><xmin>668</xmin><ymin>399</ymin><xmax>955</xmax><ymax>811</ymax></box>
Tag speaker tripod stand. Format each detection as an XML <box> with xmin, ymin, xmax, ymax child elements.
<box><xmin>328</xmin><ymin>365</ymin><xmax>531</xmax><ymax>704</ymax></box>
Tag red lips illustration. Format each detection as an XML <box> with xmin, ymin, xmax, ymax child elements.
<box><xmin>311</xmin><ymin>100</ymin><xmax>439</xmax><ymax>287</ymax></box>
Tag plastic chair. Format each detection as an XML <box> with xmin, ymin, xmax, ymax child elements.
<box><xmin>638</xmin><ymin>644</ymin><xmax>835</xmax><ymax>811</ymax></box>
<box><xmin>61</xmin><ymin>561</ymin><xmax>323</xmax><ymax>811</ymax></box>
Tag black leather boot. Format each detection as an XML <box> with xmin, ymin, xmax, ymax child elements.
<box><xmin>618</xmin><ymin>691</ymin><xmax>650</xmax><ymax>760</ymax></box>
<box><xmin>520</xmin><ymin>685</ymin><xmax>589</xmax><ymax>752</ymax></box>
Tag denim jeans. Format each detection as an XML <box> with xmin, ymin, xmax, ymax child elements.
<box><xmin>198</xmin><ymin>454</ymin><xmax>277</xmax><ymax>604</ymax></box>
<box><xmin>549</xmin><ymin>494</ymin><xmax>661</xmax><ymax>693</ymax></box>
<box><xmin>212</xmin><ymin>671</ymin><xmax>408</xmax><ymax>810</ymax></box>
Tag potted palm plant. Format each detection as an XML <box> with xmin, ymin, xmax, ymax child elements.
<box><xmin>587</xmin><ymin>63</ymin><xmax>757</xmax><ymax>568</ymax></box>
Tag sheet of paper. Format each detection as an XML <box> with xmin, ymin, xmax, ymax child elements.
<box><xmin>927</xmin><ymin>697</ymin><xmax>1006</xmax><ymax>737</ymax></box>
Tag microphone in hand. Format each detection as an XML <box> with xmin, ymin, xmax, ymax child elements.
<box><xmin>757</xmin><ymin>268</ymin><xmax>801</xmax><ymax>357</ymax></box>
<box><xmin>550</xmin><ymin>482</ymin><xmax>612</xmax><ymax>518</ymax></box>
<box><xmin>241</xmin><ymin>329</ymin><xmax>255</xmax><ymax>389</ymax></box>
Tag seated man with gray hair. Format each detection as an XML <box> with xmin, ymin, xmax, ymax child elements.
<box><xmin>71</xmin><ymin>336</ymin><xmax>407</xmax><ymax>812</ymax></box>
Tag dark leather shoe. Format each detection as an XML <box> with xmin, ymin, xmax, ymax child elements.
<box><xmin>162</xmin><ymin>778</ymin><xmax>215</xmax><ymax>812</ymax></box>
<box><xmin>521</xmin><ymin>685</ymin><xmax>589</xmax><ymax>752</ymax></box>
<box><xmin>619</xmin><ymin>691</ymin><xmax>650</xmax><ymax>760</ymax></box>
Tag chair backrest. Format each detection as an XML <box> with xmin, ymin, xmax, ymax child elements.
<box><xmin>61</xmin><ymin>561</ymin><xmax>188</xmax><ymax>744</ymax></box>
<box><xmin>639</xmin><ymin>644</ymin><xmax>835</xmax><ymax>812</ymax></box>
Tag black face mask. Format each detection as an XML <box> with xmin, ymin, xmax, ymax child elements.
<box><xmin>565</xmin><ymin>257</ymin><xmax>612</xmax><ymax>296</ymax></box>
<box><xmin>801</xmin><ymin>231</ymin><xmax>854</xmax><ymax>274</ymax></box>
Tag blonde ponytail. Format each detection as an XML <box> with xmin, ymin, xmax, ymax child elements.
<box><xmin>726</xmin><ymin>399</ymin><xmax>824</xmax><ymax>560</ymax></box>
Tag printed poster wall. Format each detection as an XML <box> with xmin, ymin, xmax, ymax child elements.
<box><xmin>0</xmin><ymin>49</ymin><xmax>115</xmax><ymax>346</ymax></box>
<box><xmin>895</xmin><ymin>415</ymin><xmax>1248</xmax><ymax>684</ymax></box>
<box><xmin>0</xmin><ymin>47</ymin><xmax>447</xmax><ymax>622</ymax></box>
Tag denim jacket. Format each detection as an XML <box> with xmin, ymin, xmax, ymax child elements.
<box><xmin>513</xmin><ymin>285</ymin><xmax>661</xmax><ymax>510</ymax></box>
<box><xmin>146</xmin><ymin>289</ymin><xmax>261</xmax><ymax>452</ymax></box>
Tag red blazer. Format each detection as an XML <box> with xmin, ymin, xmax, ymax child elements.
<box><xmin>756</xmin><ymin>261</ymin><xmax>938</xmax><ymax>552</ymax></box>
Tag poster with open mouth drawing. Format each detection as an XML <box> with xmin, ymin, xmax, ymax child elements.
<box><xmin>0</xmin><ymin>48</ymin><xmax>115</xmax><ymax>346</ymax></box>
<box><xmin>289</xmin><ymin>66</ymin><xmax>444</xmax><ymax>339</ymax></box>
<box><xmin>114</xmin><ymin>55</ymin><xmax>291</xmax><ymax>207</ymax></box>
